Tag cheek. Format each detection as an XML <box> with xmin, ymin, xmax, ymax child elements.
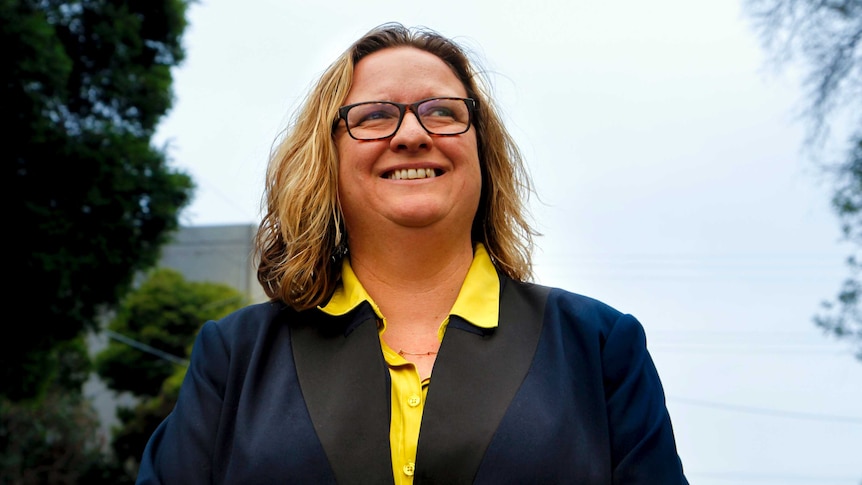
<box><xmin>441</xmin><ymin>132</ymin><xmax>480</xmax><ymax>166</ymax></box>
<box><xmin>334</xmin><ymin>137</ymin><xmax>351</xmax><ymax>174</ymax></box>
<box><xmin>336</xmin><ymin>139</ymin><xmax>382</xmax><ymax>177</ymax></box>
<box><xmin>335</xmin><ymin>143</ymin><xmax>371</xmax><ymax>219</ymax></box>
<box><xmin>459</xmin><ymin>138</ymin><xmax>483</xmax><ymax>185</ymax></box>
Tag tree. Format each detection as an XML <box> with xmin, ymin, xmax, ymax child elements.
<box><xmin>0</xmin><ymin>384</ymin><xmax>133</xmax><ymax>484</ymax></box>
<box><xmin>95</xmin><ymin>267</ymin><xmax>248</xmax><ymax>470</ymax></box>
<box><xmin>3</xmin><ymin>0</ymin><xmax>195</xmax><ymax>401</ymax></box>
<box><xmin>743</xmin><ymin>0</ymin><xmax>862</xmax><ymax>359</ymax></box>
<box><xmin>96</xmin><ymin>267</ymin><xmax>248</xmax><ymax>397</ymax></box>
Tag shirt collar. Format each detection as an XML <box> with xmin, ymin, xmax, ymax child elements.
<box><xmin>319</xmin><ymin>243</ymin><xmax>499</xmax><ymax>330</ymax></box>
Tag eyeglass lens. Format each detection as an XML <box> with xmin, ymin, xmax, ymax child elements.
<box><xmin>345</xmin><ymin>98</ymin><xmax>470</xmax><ymax>140</ymax></box>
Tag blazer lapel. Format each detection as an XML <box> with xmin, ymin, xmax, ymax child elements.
<box><xmin>414</xmin><ymin>278</ymin><xmax>549</xmax><ymax>484</ymax></box>
<box><xmin>291</xmin><ymin>303</ymin><xmax>394</xmax><ymax>485</ymax></box>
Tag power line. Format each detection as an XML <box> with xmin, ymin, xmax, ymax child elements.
<box><xmin>669</xmin><ymin>396</ymin><xmax>862</xmax><ymax>424</ymax></box>
<box><xmin>687</xmin><ymin>471</ymin><xmax>861</xmax><ymax>483</ymax></box>
<box><xmin>647</xmin><ymin>329</ymin><xmax>854</xmax><ymax>355</ymax></box>
<box><xmin>533</xmin><ymin>252</ymin><xmax>844</xmax><ymax>281</ymax></box>
<box><xmin>104</xmin><ymin>330</ymin><xmax>189</xmax><ymax>367</ymax></box>
<box><xmin>648</xmin><ymin>341</ymin><xmax>851</xmax><ymax>355</ymax></box>
<box><xmin>536</xmin><ymin>251</ymin><xmax>843</xmax><ymax>261</ymax></box>
<box><xmin>102</xmin><ymin>331</ymin><xmax>862</xmax><ymax>424</ymax></box>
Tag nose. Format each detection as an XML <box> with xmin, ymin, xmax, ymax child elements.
<box><xmin>390</xmin><ymin>110</ymin><xmax>431</xmax><ymax>150</ymax></box>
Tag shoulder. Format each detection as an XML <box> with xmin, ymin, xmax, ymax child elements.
<box><xmin>210</xmin><ymin>300</ymin><xmax>291</xmax><ymax>331</ymax></box>
<box><xmin>186</xmin><ymin>300</ymin><xmax>326</xmax><ymax>388</ymax></box>
<box><xmin>548</xmin><ymin>285</ymin><xmax>624</xmax><ymax>321</ymax></box>
<box><xmin>504</xmin><ymin>277</ymin><xmax>626</xmax><ymax>325</ymax></box>
<box><xmin>502</xmin><ymin>277</ymin><xmax>642</xmax><ymax>345</ymax></box>
<box><xmin>192</xmin><ymin>300</ymin><xmax>301</xmax><ymax>355</ymax></box>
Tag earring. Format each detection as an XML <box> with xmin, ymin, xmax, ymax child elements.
<box><xmin>331</xmin><ymin>237</ymin><xmax>349</xmax><ymax>262</ymax></box>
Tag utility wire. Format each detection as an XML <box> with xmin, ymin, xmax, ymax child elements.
<box><xmin>104</xmin><ymin>330</ymin><xmax>189</xmax><ymax>367</ymax></box>
<box><xmin>668</xmin><ymin>396</ymin><xmax>862</xmax><ymax>424</ymax></box>
<box><xmin>687</xmin><ymin>471</ymin><xmax>861</xmax><ymax>483</ymax></box>
<box><xmin>103</xmin><ymin>330</ymin><xmax>862</xmax><ymax>424</ymax></box>
<box><xmin>648</xmin><ymin>343</ymin><xmax>851</xmax><ymax>355</ymax></box>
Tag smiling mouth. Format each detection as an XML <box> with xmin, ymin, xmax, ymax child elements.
<box><xmin>386</xmin><ymin>168</ymin><xmax>442</xmax><ymax>180</ymax></box>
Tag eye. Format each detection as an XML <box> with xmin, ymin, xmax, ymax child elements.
<box><xmin>349</xmin><ymin>103</ymin><xmax>399</xmax><ymax>126</ymax></box>
<box><xmin>428</xmin><ymin>107</ymin><xmax>455</xmax><ymax>117</ymax></box>
<box><xmin>361</xmin><ymin>110</ymin><xmax>396</xmax><ymax>122</ymax></box>
<box><xmin>419</xmin><ymin>100</ymin><xmax>458</xmax><ymax>119</ymax></box>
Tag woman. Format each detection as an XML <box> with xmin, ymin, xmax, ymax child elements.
<box><xmin>137</xmin><ymin>22</ymin><xmax>689</xmax><ymax>484</ymax></box>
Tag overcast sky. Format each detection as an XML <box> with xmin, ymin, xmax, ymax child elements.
<box><xmin>153</xmin><ymin>1</ymin><xmax>862</xmax><ymax>482</ymax></box>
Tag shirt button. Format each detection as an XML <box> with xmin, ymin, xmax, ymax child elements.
<box><xmin>403</xmin><ymin>463</ymin><xmax>415</xmax><ymax>476</ymax></box>
<box><xmin>407</xmin><ymin>395</ymin><xmax>421</xmax><ymax>407</ymax></box>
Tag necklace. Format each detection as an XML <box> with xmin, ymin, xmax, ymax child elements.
<box><xmin>398</xmin><ymin>349</ymin><xmax>438</xmax><ymax>356</ymax></box>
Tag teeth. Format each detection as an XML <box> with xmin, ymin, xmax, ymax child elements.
<box><xmin>388</xmin><ymin>168</ymin><xmax>437</xmax><ymax>180</ymax></box>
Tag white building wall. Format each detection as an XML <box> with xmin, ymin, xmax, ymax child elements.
<box><xmin>159</xmin><ymin>223</ymin><xmax>267</xmax><ymax>304</ymax></box>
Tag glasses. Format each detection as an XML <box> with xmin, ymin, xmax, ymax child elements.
<box><xmin>336</xmin><ymin>97</ymin><xmax>476</xmax><ymax>141</ymax></box>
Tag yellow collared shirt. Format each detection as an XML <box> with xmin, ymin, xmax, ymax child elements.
<box><xmin>320</xmin><ymin>244</ymin><xmax>500</xmax><ymax>484</ymax></box>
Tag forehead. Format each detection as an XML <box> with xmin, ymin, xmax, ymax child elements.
<box><xmin>346</xmin><ymin>47</ymin><xmax>467</xmax><ymax>102</ymax></box>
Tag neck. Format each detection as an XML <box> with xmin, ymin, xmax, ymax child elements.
<box><xmin>348</xmin><ymin>229</ymin><xmax>474</xmax><ymax>328</ymax></box>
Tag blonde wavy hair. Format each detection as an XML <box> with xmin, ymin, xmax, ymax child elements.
<box><xmin>256</xmin><ymin>22</ymin><xmax>538</xmax><ymax>310</ymax></box>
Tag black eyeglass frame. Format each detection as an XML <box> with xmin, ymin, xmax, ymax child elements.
<box><xmin>335</xmin><ymin>97</ymin><xmax>477</xmax><ymax>141</ymax></box>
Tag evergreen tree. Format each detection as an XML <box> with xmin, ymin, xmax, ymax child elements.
<box><xmin>2</xmin><ymin>0</ymin><xmax>195</xmax><ymax>401</ymax></box>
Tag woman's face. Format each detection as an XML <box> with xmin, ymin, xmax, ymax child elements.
<box><xmin>334</xmin><ymin>47</ymin><xmax>481</xmax><ymax>242</ymax></box>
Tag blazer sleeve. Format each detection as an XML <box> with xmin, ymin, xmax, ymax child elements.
<box><xmin>136</xmin><ymin>320</ymin><xmax>229</xmax><ymax>485</ymax></box>
<box><xmin>603</xmin><ymin>313</ymin><xmax>689</xmax><ymax>484</ymax></box>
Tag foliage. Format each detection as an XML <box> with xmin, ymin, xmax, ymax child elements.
<box><xmin>94</xmin><ymin>267</ymin><xmax>248</xmax><ymax>469</ymax></box>
<box><xmin>0</xmin><ymin>390</ymin><xmax>134</xmax><ymax>485</ymax></box>
<box><xmin>95</xmin><ymin>267</ymin><xmax>248</xmax><ymax>397</ymax></box>
<box><xmin>744</xmin><ymin>0</ymin><xmax>862</xmax><ymax>359</ymax></box>
<box><xmin>2</xmin><ymin>0</ymin><xmax>195</xmax><ymax>401</ymax></box>
<box><xmin>816</xmin><ymin>139</ymin><xmax>862</xmax><ymax>359</ymax></box>
<box><xmin>109</xmin><ymin>378</ymin><xmax>182</xmax><ymax>474</ymax></box>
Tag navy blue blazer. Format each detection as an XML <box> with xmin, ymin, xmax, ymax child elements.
<box><xmin>137</xmin><ymin>276</ymin><xmax>688</xmax><ymax>484</ymax></box>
